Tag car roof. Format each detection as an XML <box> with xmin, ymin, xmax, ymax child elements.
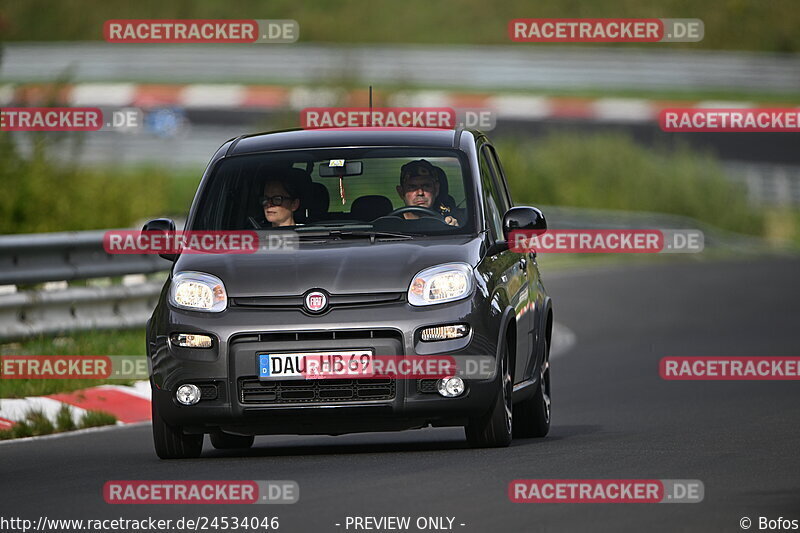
<box><xmin>226</xmin><ymin>127</ymin><xmax>482</xmax><ymax>156</ymax></box>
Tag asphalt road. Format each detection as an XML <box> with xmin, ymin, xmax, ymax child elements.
<box><xmin>1</xmin><ymin>257</ymin><xmax>799</xmax><ymax>532</ymax></box>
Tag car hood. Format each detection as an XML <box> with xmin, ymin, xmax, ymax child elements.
<box><xmin>173</xmin><ymin>235</ymin><xmax>483</xmax><ymax>296</ymax></box>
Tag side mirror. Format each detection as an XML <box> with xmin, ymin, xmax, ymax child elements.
<box><xmin>502</xmin><ymin>206</ymin><xmax>547</xmax><ymax>239</ymax></box>
<box><xmin>142</xmin><ymin>218</ymin><xmax>178</xmax><ymax>261</ymax></box>
<box><xmin>485</xmin><ymin>207</ymin><xmax>548</xmax><ymax>257</ymax></box>
<box><xmin>488</xmin><ymin>207</ymin><xmax>546</xmax><ymax>256</ymax></box>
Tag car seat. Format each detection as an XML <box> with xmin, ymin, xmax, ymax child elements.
<box><xmin>350</xmin><ymin>195</ymin><xmax>394</xmax><ymax>222</ymax></box>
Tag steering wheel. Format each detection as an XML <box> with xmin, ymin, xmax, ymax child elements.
<box><xmin>387</xmin><ymin>206</ymin><xmax>445</xmax><ymax>220</ymax></box>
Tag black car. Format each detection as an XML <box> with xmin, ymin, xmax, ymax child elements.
<box><xmin>145</xmin><ymin>127</ymin><xmax>553</xmax><ymax>459</ymax></box>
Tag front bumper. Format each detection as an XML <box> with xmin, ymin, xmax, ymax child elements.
<box><xmin>149</xmin><ymin>297</ymin><xmax>501</xmax><ymax>435</ymax></box>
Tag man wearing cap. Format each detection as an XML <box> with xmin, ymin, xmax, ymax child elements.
<box><xmin>396</xmin><ymin>160</ymin><xmax>459</xmax><ymax>226</ymax></box>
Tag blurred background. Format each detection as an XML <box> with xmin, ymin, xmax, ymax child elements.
<box><xmin>1</xmin><ymin>0</ymin><xmax>799</xmax><ymax>405</ymax></box>
<box><xmin>2</xmin><ymin>0</ymin><xmax>799</xmax><ymax>236</ymax></box>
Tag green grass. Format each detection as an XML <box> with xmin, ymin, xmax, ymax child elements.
<box><xmin>0</xmin><ymin>329</ymin><xmax>146</xmax><ymax>398</ymax></box>
<box><xmin>79</xmin><ymin>410</ymin><xmax>118</xmax><ymax>428</ymax></box>
<box><xmin>55</xmin><ymin>403</ymin><xmax>77</xmax><ymax>431</ymax></box>
<box><xmin>0</xmin><ymin>405</ymin><xmax>118</xmax><ymax>440</ymax></box>
<box><xmin>2</xmin><ymin>0</ymin><xmax>800</xmax><ymax>52</ymax></box>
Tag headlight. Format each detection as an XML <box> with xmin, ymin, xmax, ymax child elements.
<box><xmin>169</xmin><ymin>272</ymin><xmax>227</xmax><ymax>312</ymax></box>
<box><xmin>408</xmin><ymin>263</ymin><xmax>474</xmax><ymax>306</ymax></box>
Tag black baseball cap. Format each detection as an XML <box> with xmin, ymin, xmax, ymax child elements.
<box><xmin>400</xmin><ymin>159</ymin><xmax>439</xmax><ymax>184</ymax></box>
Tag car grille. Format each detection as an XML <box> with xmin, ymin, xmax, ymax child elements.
<box><xmin>231</xmin><ymin>292</ymin><xmax>404</xmax><ymax>310</ymax></box>
<box><xmin>231</xmin><ymin>329</ymin><xmax>402</xmax><ymax>344</ymax></box>
<box><xmin>239</xmin><ymin>377</ymin><xmax>395</xmax><ymax>404</ymax></box>
<box><xmin>417</xmin><ymin>379</ymin><xmax>439</xmax><ymax>394</ymax></box>
<box><xmin>198</xmin><ymin>383</ymin><xmax>219</xmax><ymax>400</ymax></box>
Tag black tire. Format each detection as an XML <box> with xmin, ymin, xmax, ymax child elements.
<box><xmin>210</xmin><ymin>431</ymin><xmax>255</xmax><ymax>450</ymax></box>
<box><xmin>151</xmin><ymin>398</ymin><xmax>203</xmax><ymax>459</ymax></box>
<box><xmin>465</xmin><ymin>342</ymin><xmax>513</xmax><ymax>448</ymax></box>
<box><xmin>513</xmin><ymin>339</ymin><xmax>551</xmax><ymax>438</ymax></box>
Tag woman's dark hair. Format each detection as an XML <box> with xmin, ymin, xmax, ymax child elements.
<box><xmin>258</xmin><ymin>167</ymin><xmax>308</xmax><ymax>199</ymax></box>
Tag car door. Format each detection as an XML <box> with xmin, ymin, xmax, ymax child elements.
<box><xmin>485</xmin><ymin>144</ymin><xmax>543</xmax><ymax>382</ymax></box>
<box><xmin>479</xmin><ymin>143</ymin><xmax>530</xmax><ymax>384</ymax></box>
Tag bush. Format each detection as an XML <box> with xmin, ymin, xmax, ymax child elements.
<box><xmin>3</xmin><ymin>0</ymin><xmax>800</xmax><ymax>52</ymax></box>
<box><xmin>0</xmin><ymin>130</ymin><xmax>200</xmax><ymax>234</ymax></box>
<box><xmin>495</xmin><ymin>132</ymin><xmax>764</xmax><ymax>236</ymax></box>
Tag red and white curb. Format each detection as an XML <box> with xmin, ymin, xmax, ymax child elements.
<box><xmin>0</xmin><ymin>82</ymin><xmax>767</xmax><ymax>124</ymax></box>
<box><xmin>0</xmin><ymin>380</ymin><xmax>151</xmax><ymax>430</ymax></box>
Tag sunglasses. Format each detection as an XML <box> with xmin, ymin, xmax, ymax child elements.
<box><xmin>261</xmin><ymin>195</ymin><xmax>294</xmax><ymax>207</ymax></box>
<box><xmin>401</xmin><ymin>181</ymin><xmax>436</xmax><ymax>193</ymax></box>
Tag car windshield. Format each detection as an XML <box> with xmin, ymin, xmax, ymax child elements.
<box><xmin>190</xmin><ymin>147</ymin><xmax>475</xmax><ymax>236</ymax></box>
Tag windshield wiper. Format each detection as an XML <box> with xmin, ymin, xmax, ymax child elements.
<box><xmin>341</xmin><ymin>230</ymin><xmax>416</xmax><ymax>241</ymax></box>
<box><xmin>297</xmin><ymin>229</ymin><xmax>416</xmax><ymax>242</ymax></box>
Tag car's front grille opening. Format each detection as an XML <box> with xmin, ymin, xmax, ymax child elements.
<box><xmin>198</xmin><ymin>383</ymin><xmax>219</xmax><ymax>400</ymax></box>
<box><xmin>231</xmin><ymin>292</ymin><xmax>404</xmax><ymax>310</ymax></box>
<box><xmin>239</xmin><ymin>377</ymin><xmax>395</xmax><ymax>404</ymax></box>
<box><xmin>231</xmin><ymin>329</ymin><xmax>402</xmax><ymax>345</ymax></box>
<box><xmin>417</xmin><ymin>379</ymin><xmax>439</xmax><ymax>394</ymax></box>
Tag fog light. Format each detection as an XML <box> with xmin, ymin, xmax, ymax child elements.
<box><xmin>420</xmin><ymin>324</ymin><xmax>469</xmax><ymax>342</ymax></box>
<box><xmin>176</xmin><ymin>384</ymin><xmax>201</xmax><ymax>405</ymax></box>
<box><xmin>437</xmin><ymin>376</ymin><xmax>465</xmax><ymax>397</ymax></box>
<box><xmin>171</xmin><ymin>333</ymin><xmax>213</xmax><ymax>348</ymax></box>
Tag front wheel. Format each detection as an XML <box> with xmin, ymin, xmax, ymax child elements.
<box><xmin>151</xmin><ymin>398</ymin><xmax>203</xmax><ymax>459</ymax></box>
<box><xmin>465</xmin><ymin>343</ymin><xmax>513</xmax><ymax>448</ymax></box>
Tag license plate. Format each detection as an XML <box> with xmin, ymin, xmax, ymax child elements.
<box><xmin>258</xmin><ymin>350</ymin><xmax>374</xmax><ymax>380</ymax></box>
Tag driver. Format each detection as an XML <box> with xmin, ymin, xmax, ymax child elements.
<box><xmin>396</xmin><ymin>160</ymin><xmax>458</xmax><ymax>226</ymax></box>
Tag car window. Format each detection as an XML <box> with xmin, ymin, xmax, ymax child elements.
<box><xmin>485</xmin><ymin>144</ymin><xmax>513</xmax><ymax>209</ymax></box>
<box><xmin>296</xmin><ymin>156</ymin><xmax>466</xmax><ymax>213</ymax></box>
<box><xmin>479</xmin><ymin>148</ymin><xmax>504</xmax><ymax>240</ymax></box>
<box><xmin>191</xmin><ymin>148</ymin><xmax>475</xmax><ymax>236</ymax></box>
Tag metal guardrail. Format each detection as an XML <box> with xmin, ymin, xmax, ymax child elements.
<box><xmin>724</xmin><ymin>162</ymin><xmax>800</xmax><ymax>207</ymax></box>
<box><xmin>3</xmin><ymin>43</ymin><xmax>799</xmax><ymax>93</ymax></box>
<box><xmin>0</xmin><ymin>282</ymin><xmax>163</xmax><ymax>340</ymax></box>
<box><xmin>0</xmin><ymin>229</ymin><xmax>170</xmax><ymax>285</ymax></box>
<box><xmin>0</xmin><ymin>230</ymin><xmax>171</xmax><ymax>341</ymax></box>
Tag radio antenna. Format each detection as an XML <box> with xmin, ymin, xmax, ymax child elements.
<box><xmin>369</xmin><ymin>85</ymin><xmax>373</xmax><ymax>127</ymax></box>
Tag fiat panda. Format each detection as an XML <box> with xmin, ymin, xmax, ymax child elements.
<box><xmin>145</xmin><ymin>127</ymin><xmax>553</xmax><ymax>459</ymax></box>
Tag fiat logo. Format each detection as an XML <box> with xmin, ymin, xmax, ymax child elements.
<box><xmin>304</xmin><ymin>290</ymin><xmax>328</xmax><ymax>313</ymax></box>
